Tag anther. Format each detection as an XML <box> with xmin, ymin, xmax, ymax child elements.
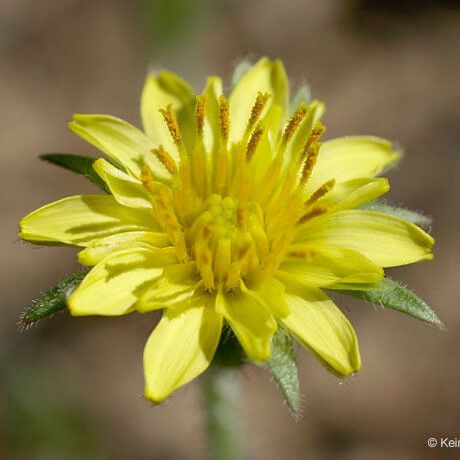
<box><xmin>246</xmin><ymin>125</ymin><xmax>264</xmax><ymax>161</ymax></box>
<box><xmin>301</xmin><ymin>143</ymin><xmax>321</xmax><ymax>183</ymax></box>
<box><xmin>282</xmin><ymin>103</ymin><xmax>308</xmax><ymax>145</ymax></box>
<box><xmin>219</xmin><ymin>95</ymin><xmax>230</xmax><ymax>141</ymax></box>
<box><xmin>151</xmin><ymin>146</ymin><xmax>178</xmax><ymax>175</ymax></box>
<box><xmin>237</xmin><ymin>208</ymin><xmax>248</xmax><ymax>228</ymax></box>
<box><xmin>298</xmin><ymin>204</ymin><xmax>328</xmax><ymax>224</ymax></box>
<box><xmin>159</xmin><ymin>103</ymin><xmax>182</xmax><ymax>146</ymax></box>
<box><xmin>195</xmin><ymin>95</ymin><xmax>206</xmax><ymax>137</ymax></box>
<box><xmin>304</xmin><ymin>121</ymin><xmax>326</xmax><ymax>152</ymax></box>
<box><xmin>140</xmin><ymin>165</ymin><xmax>154</xmax><ymax>192</ymax></box>
<box><xmin>288</xmin><ymin>248</ymin><xmax>315</xmax><ymax>261</ymax></box>
<box><xmin>306</xmin><ymin>179</ymin><xmax>335</xmax><ymax>205</ymax></box>
<box><xmin>247</xmin><ymin>92</ymin><xmax>271</xmax><ymax>132</ymax></box>
<box><xmin>288</xmin><ymin>250</ymin><xmax>307</xmax><ymax>258</ymax></box>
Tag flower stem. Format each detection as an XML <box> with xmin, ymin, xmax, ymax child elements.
<box><xmin>202</xmin><ymin>368</ymin><xmax>245</xmax><ymax>460</ymax></box>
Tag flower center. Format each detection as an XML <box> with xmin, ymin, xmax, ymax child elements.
<box><xmin>186</xmin><ymin>194</ymin><xmax>267</xmax><ymax>290</ymax></box>
<box><xmin>141</xmin><ymin>90</ymin><xmax>331</xmax><ymax>291</ymax></box>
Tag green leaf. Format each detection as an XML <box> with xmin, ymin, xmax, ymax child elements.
<box><xmin>266</xmin><ymin>327</ymin><xmax>301</xmax><ymax>412</ymax></box>
<box><xmin>360</xmin><ymin>201</ymin><xmax>431</xmax><ymax>229</ymax></box>
<box><xmin>231</xmin><ymin>59</ymin><xmax>253</xmax><ymax>88</ymax></box>
<box><xmin>290</xmin><ymin>85</ymin><xmax>311</xmax><ymax>114</ymax></box>
<box><xmin>40</xmin><ymin>153</ymin><xmax>110</xmax><ymax>193</ymax></box>
<box><xmin>329</xmin><ymin>277</ymin><xmax>443</xmax><ymax>328</ymax></box>
<box><xmin>19</xmin><ymin>269</ymin><xmax>90</xmax><ymax>329</ymax></box>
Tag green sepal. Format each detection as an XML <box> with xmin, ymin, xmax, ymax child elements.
<box><xmin>290</xmin><ymin>85</ymin><xmax>311</xmax><ymax>114</ymax></box>
<box><xmin>40</xmin><ymin>153</ymin><xmax>110</xmax><ymax>193</ymax></box>
<box><xmin>266</xmin><ymin>327</ymin><xmax>301</xmax><ymax>412</ymax></box>
<box><xmin>329</xmin><ymin>277</ymin><xmax>443</xmax><ymax>328</ymax></box>
<box><xmin>231</xmin><ymin>59</ymin><xmax>253</xmax><ymax>89</ymax></box>
<box><xmin>213</xmin><ymin>326</ymin><xmax>246</xmax><ymax>368</ymax></box>
<box><xmin>360</xmin><ymin>201</ymin><xmax>431</xmax><ymax>229</ymax></box>
<box><xmin>19</xmin><ymin>269</ymin><xmax>90</xmax><ymax>329</ymax></box>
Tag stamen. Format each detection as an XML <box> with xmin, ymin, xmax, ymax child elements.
<box><xmin>288</xmin><ymin>248</ymin><xmax>316</xmax><ymax>261</ymax></box>
<box><xmin>298</xmin><ymin>204</ymin><xmax>328</xmax><ymax>224</ymax></box>
<box><xmin>305</xmin><ymin>179</ymin><xmax>335</xmax><ymax>205</ymax></box>
<box><xmin>195</xmin><ymin>95</ymin><xmax>206</xmax><ymax>137</ymax></box>
<box><xmin>246</xmin><ymin>92</ymin><xmax>271</xmax><ymax>133</ymax></box>
<box><xmin>301</xmin><ymin>143</ymin><xmax>321</xmax><ymax>183</ymax></box>
<box><xmin>246</xmin><ymin>125</ymin><xmax>264</xmax><ymax>161</ymax></box>
<box><xmin>159</xmin><ymin>103</ymin><xmax>182</xmax><ymax>146</ymax></box>
<box><xmin>149</xmin><ymin>180</ymin><xmax>189</xmax><ymax>262</ymax></box>
<box><xmin>219</xmin><ymin>95</ymin><xmax>230</xmax><ymax>141</ymax></box>
<box><xmin>237</xmin><ymin>208</ymin><xmax>248</xmax><ymax>228</ymax></box>
<box><xmin>304</xmin><ymin>121</ymin><xmax>326</xmax><ymax>153</ymax></box>
<box><xmin>282</xmin><ymin>103</ymin><xmax>308</xmax><ymax>145</ymax></box>
<box><xmin>140</xmin><ymin>165</ymin><xmax>154</xmax><ymax>192</ymax></box>
<box><xmin>226</xmin><ymin>263</ymin><xmax>242</xmax><ymax>290</ymax></box>
<box><xmin>151</xmin><ymin>146</ymin><xmax>178</xmax><ymax>175</ymax></box>
<box><xmin>195</xmin><ymin>241</ymin><xmax>214</xmax><ymax>290</ymax></box>
<box><xmin>214</xmin><ymin>238</ymin><xmax>231</xmax><ymax>283</ymax></box>
<box><xmin>288</xmin><ymin>250</ymin><xmax>307</xmax><ymax>258</ymax></box>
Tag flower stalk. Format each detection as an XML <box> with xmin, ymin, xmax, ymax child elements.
<box><xmin>202</xmin><ymin>368</ymin><xmax>245</xmax><ymax>460</ymax></box>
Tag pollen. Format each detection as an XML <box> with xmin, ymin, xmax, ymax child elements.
<box><xmin>246</xmin><ymin>92</ymin><xmax>271</xmax><ymax>133</ymax></box>
<box><xmin>305</xmin><ymin>121</ymin><xmax>326</xmax><ymax>151</ymax></box>
<box><xmin>195</xmin><ymin>95</ymin><xmax>206</xmax><ymax>137</ymax></box>
<box><xmin>306</xmin><ymin>179</ymin><xmax>335</xmax><ymax>205</ymax></box>
<box><xmin>298</xmin><ymin>204</ymin><xmax>329</xmax><ymax>224</ymax></box>
<box><xmin>219</xmin><ymin>95</ymin><xmax>230</xmax><ymax>141</ymax></box>
<box><xmin>140</xmin><ymin>165</ymin><xmax>154</xmax><ymax>192</ymax></box>
<box><xmin>159</xmin><ymin>103</ymin><xmax>182</xmax><ymax>147</ymax></box>
<box><xmin>152</xmin><ymin>146</ymin><xmax>178</xmax><ymax>174</ymax></box>
<box><xmin>282</xmin><ymin>103</ymin><xmax>308</xmax><ymax>145</ymax></box>
<box><xmin>246</xmin><ymin>125</ymin><xmax>264</xmax><ymax>160</ymax></box>
<box><xmin>301</xmin><ymin>143</ymin><xmax>321</xmax><ymax>183</ymax></box>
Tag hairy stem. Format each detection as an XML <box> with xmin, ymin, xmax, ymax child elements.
<box><xmin>202</xmin><ymin>368</ymin><xmax>245</xmax><ymax>460</ymax></box>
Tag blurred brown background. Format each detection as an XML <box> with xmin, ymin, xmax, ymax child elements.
<box><xmin>1</xmin><ymin>1</ymin><xmax>460</xmax><ymax>459</ymax></box>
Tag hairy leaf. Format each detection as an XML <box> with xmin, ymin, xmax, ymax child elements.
<box><xmin>40</xmin><ymin>153</ymin><xmax>110</xmax><ymax>193</ymax></box>
<box><xmin>330</xmin><ymin>277</ymin><xmax>443</xmax><ymax>328</ymax></box>
<box><xmin>266</xmin><ymin>327</ymin><xmax>301</xmax><ymax>412</ymax></box>
<box><xmin>19</xmin><ymin>269</ymin><xmax>90</xmax><ymax>328</ymax></box>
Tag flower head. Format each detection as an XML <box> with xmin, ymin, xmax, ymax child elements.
<box><xmin>19</xmin><ymin>58</ymin><xmax>434</xmax><ymax>402</ymax></box>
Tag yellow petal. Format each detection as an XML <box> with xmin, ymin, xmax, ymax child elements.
<box><xmin>19</xmin><ymin>195</ymin><xmax>157</xmax><ymax>246</ymax></box>
<box><xmin>216</xmin><ymin>287</ymin><xmax>277</xmax><ymax>361</ymax></box>
<box><xmin>144</xmin><ymin>295</ymin><xmax>222</xmax><ymax>403</ymax></box>
<box><xmin>68</xmin><ymin>247</ymin><xmax>171</xmax><ymax>316</ymax></box>
<box><xmin>141</xmin><ymin>71</ymin><xmax>195</xmax><ymax>157</ymax></box>
<box><xmin>317</xmin><ymin>177</ymin><xmax>389</xmax><ymax>211</ymax></box>
<box><xmin>296</xmin><ymin>210</ymin><xmax>434</xmax><ymax>267</ymax></box>
<box><xmin>137</xmin><ymin>262</ymin><xmax>201</xmax><ymax>312</ymax></box>
<box><xmin>69</xmin><ymin>114</ymin><xmax>171</xmax><ymax>181</ymax></box>
<box><xmin>307</xmin><ymin>136</ymin><xmax>400</xmax><ymax>192</ymax></box>
<box><xmin>281</xmin><ymin>285</ymin><xmax>361</xmax><ymax>377</ymax></box>
<box><xmin>229</xmin><ymin>58</ymin><xmax>289</xmax><ymax>143</ymax></box>
<box><xmin>245</xmin><ymin>276</ymin><xmax>289</xmax><ymax>317</ymax></box>
<box><xmin>278</xmin><ymin>245</ymin><xmax>383</xmax><ymax>288</ymax></box>
<box><xmin>77</xmin><ymin>231</ymin><xmax>172</xmax><ymax>266</ymax></box>
<box><xmin>93</xmin><ymin>158</ymin><xmax>152</xmax><ymax>209</ymax></box>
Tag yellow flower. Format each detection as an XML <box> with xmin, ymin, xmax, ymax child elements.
<box><xmin>19</xmin><ymin>58</ymin><xmax>434</xmax><ymax>403</ymax></box>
